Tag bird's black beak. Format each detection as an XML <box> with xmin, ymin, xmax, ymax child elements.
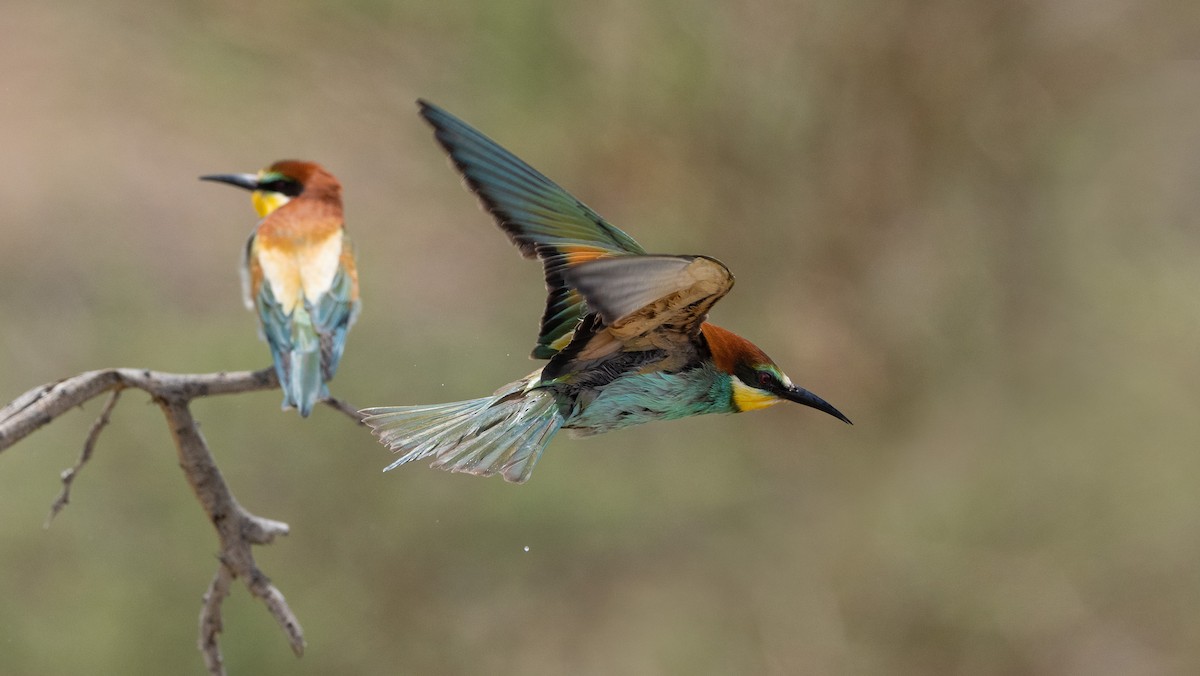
<box><xmin>199</xmin><ymin>173</ymin><xmax>260</xmax><ymax>191</ymax></box>
<box><xmin>782</xmin><ymin>386</ymin><xmax>853</xmax><ymax>424</ymax></box>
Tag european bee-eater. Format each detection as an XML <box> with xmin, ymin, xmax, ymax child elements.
<box><xmin>362</xmin><ymin>102</ymin><xmax>850</xmax><ymax>483</ymax></box>
<box><xmin>201</xmin><ymin>161</ymin><xmax>360</xmax><ymax>417</ymax></box>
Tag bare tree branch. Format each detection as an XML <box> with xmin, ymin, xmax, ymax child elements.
<box><xmin>200</xmin><ymin>566</ymin><xmax>234</xmax><ymax>675</ymax></box>
<box><xmin>324</xmin><ymin>396</ymin><xmax>367</xmax><ymax>424</ymax></box>
<box><xmin>0</xmin><ymin>365</ymin><xmax>360</xmax><ymax>673</ymax></box>
<box><xmin>45</xmin><ymin>388</ymin><xmax>123</xmax><ymax>527</ymax></box>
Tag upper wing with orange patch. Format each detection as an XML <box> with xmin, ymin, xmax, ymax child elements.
<box><xmin>418</xmin><ymin>100</ymin><xmax>645</xmax><ymax>359</ymax></box>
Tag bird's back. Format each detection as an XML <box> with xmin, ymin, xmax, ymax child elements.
<box><xmin>246</xmin><ymin>179</ymin><xmax>358</xmax><ymax>415</ymax></box>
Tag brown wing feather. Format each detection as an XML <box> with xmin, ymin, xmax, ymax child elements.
<box><xmin>560</xmin><ymin>255</ymin><xmax>735</xmax><ymax>366</ymax></box>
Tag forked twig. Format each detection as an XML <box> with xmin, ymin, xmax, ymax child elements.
<box><xmin>200</xmin><ymin>566</ymin><xmax>234</xmax><ymax>674</ymax></box>
<box><xmin>45</xmin><ymin>388</ymin><xmax>122</xmax><ymax>527</ymax></box>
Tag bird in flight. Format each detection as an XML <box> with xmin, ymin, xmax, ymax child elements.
<box><xmin>202</xmin><ymin>161</ymin><xmax>360</xmax><ymax>417</ymax></box>
<box><xmin>362</xmin><ymin>101</ymin><xmax>849</xmax><ymax>482</ymax></box>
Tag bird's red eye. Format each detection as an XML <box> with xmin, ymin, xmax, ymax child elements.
<box><xmin>757</xmin><ymin>371</ymin><xmax>774</xmax><ymax>388</ymax></box>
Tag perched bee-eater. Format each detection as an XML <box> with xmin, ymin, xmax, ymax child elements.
<box><xmin>362</xmin><ymin>102</ymin><xmax>850</xmax><ymax>483</ymax></box>
<box><xmin>201</xmin><ymin>161</ymin><xmax>360</xmax><ymax>417</ymax></box>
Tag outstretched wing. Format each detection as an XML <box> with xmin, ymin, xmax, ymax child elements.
<box><xmin>418</xmin><ymin>100</ymin><xmax>645</xmax><ymax>358</ymax></box>
<box><xmin>545</xmin><ymin>255</ymin><xmax>735</xmax><ymax>378</ymax></box>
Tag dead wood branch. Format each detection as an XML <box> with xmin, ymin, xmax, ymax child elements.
<box><xmin>0</xmin><ymin>366</ymin><xmax>363</xmax><ymax>674</ymax></box>
<box><xmin>45</xmin><ymin>388</ymin><xmax>122</xmax><ymax>527</ymax></box>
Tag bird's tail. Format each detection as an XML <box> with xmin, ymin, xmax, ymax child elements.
<box><xmin>360</xmin><ymin>377</ymin><xmax>564</xmax><ymax>483</ymax></box>
<box><xmin>284</xmin><ymin>305</ymin><xmax>325</xmax><ymax>417</ymax></box>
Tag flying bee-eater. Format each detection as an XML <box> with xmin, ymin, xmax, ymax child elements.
<box><xmin>361</xmin><ymin>101</ymin><xmax>850</xmax><ymax>483</ymax></box>
<box><xmin>201</xmin><ymin>160</ymin><xmax>360</xmax><ymax>417</ymax></box>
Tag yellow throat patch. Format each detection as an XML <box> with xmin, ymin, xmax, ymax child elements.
<box><xmin>731</xmin><ymin>377</ymin><xmax>782</xmax><ymax>412</ymax></box>
<box><xmin>252</xmin><ymin>190</ymin><xmax>291</xmax><ymax>217</ymax></box>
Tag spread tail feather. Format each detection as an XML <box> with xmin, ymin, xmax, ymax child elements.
<box><xmin>361</xmin><ymin>378</ymin><xmax>564</xmax><ymax>483</ymax></box>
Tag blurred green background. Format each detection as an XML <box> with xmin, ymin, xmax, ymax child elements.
<box><xmin>2</xmin><ymin>0</ymin><xmax>1198</xmax><ymax>674</ymax></box>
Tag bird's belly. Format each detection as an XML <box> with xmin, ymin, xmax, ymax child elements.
<box><xmin>562</xmin><ymin>370</ymin><xmax>728</xmax><ymax>435</ymax></box>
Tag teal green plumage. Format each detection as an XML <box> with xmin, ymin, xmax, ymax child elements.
<box><xmin>560</xmin><ymin>364</ymin><xmax>735</xmax><ymax>434</ymax></box>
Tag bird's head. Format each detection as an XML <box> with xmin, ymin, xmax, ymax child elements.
<box><xmin>703</xmin><ymin>323</ymin><xmax>852</xmax><ymax>424</ymax></box>
<box><xmin>200</xmin><ymin>160</ymin><xmax>339</xmax><ymax>217</ymax></box>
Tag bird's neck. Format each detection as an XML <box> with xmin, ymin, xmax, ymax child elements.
<box><xmin>258</xmin><ymin>197</ymin><xmax>343</xmax><ymax>239</ymax></box>
<box><xmin>701</xmin><ymin>322</ymin><xmax>770</xmax><ymax>373</ymax></box>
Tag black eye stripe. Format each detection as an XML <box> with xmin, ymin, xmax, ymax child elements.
<box><xmin>736</xmin><ymin>364</ymin><xmax>777</xmax><ymax>390</ymax></box>
<box><xmin>259</xmin><ymin>179</ymin><xmax>303</xmax><ymax>197</ymax></box>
